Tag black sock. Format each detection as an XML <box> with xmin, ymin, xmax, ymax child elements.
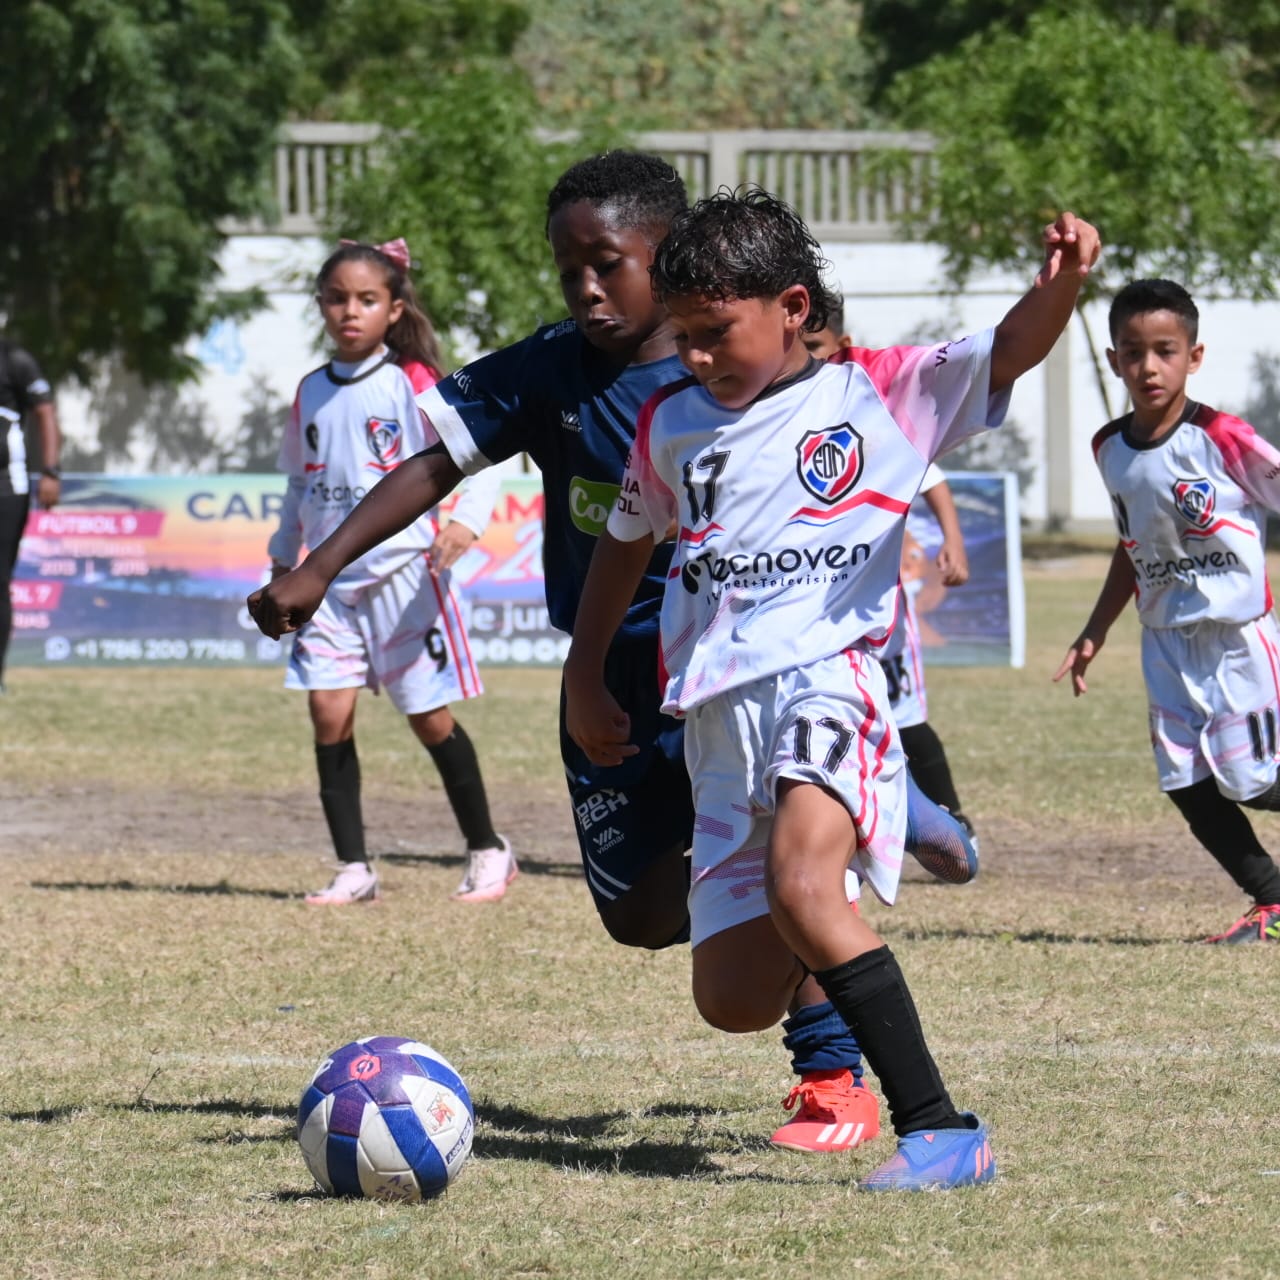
<box><xmin>813</xmin><ymin>945</ymin><xmax>963</xmax><ymax>1136</ymax></box>
<box><xmin>1168</xmin><ymin>779</ymin><xmax>1280</xmax><ymax>903</ymax></box>
<box><xmin>315</xmin><ymin>739</ymin><xmax>366</xmax><ymax>863</ymax></box>
<box><xmin>425</xmin><ymin>724</ymin><xmax>500</xmax><ymax>850</ymax></box>
<box><xmin>899</xmin><ymin>721</ymin><xmax>963</xmax><ymax>815</ymax></box>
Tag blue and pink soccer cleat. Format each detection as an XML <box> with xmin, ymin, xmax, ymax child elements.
<box><xmin>860</xmin><ymin>1113</ymin><xmax>996</xmax><ymax>1191</ymax></box>
<box><xmin>904</xmin><ymin>771</ymin><xmax>979</xmax><ymax>884</ymax></box>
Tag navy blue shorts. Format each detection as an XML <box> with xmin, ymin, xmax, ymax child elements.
<box><xmin>560</xmin><ymin>636</ymin><xmax>694</xmax><ymax>914</ymax></box>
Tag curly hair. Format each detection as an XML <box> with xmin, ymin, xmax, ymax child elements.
<box><xmin>650</xmin><ymin>187</ymin><xmax>841</xmax><ymax>334</ymax></box>
<box><xmin>545</xmin><ymin>150</ymin><xmax>688</xmax><ymax>239</ymax></box>
<box><xmin>1108</xmin><ymin>278</ymin><xmax>1199</xmax><ymax>344</ymax></box>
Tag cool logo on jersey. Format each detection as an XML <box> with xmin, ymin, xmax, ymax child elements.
<box><xmin>1172</xmin><ymin>476</ymin><xmax>1215</xmax><ymax>528</ymax></box>
<box><xmin>568</xmin><ymin>476</ymin><xmax>619</xmax><ymax>536</ymax></box>
<box><xmin>679</xmin><ymin>534</ymin><xmax>871</xmax><ymax>594</ymax></box>
<box><xmin>366</xmin><ymin>416</ymin><xmax>404</xmax><ymax>471</ymax></box>
<box><xmin>796</xmin><ymin>423</ymin><xmax>865</xmax><ymax>504</ymax></box>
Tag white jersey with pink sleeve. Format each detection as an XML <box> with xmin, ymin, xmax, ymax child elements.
<box><xmin>609</xmin><ymin>333</ymin><xmax>1008</xmax><ymax>714</ymax></box>
<box><xmin>267</xmin><ymin>350</ymin><xmax>441</xmax><ymax>590</ymax></box>
<box><xmin>1093</xmin><ymin>401</ymin><xmax>1280</xmax><ymax>628</ymax></box>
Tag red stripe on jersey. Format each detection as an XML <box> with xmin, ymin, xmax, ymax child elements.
<box><xmin>398</xmin><ymin>359</ymin><xmax>442</xmax><ymax>397</ymax></box>
<box><xmin>1091</xmin><ymin>419</ymin><xmax>1125</xmax><ymax>460</ymax></box>
<box><xmin>848</xmin><ymin>652</ymin><xmax>892</xmax><ymax>849</ymax></box>
<box><xmin>1258</xmin><ymin>620</ymin><xmax>1280</xmax><ymax>708</ymax></box>
<box><xmin>790</xmin><ymin>489</ymin><xmax>910</xmax><ymax>523</ymax></box>
<box><xmin>426</xmin><ymin>557</ymin><xmax>481</xmax><ymax>697</ymax></box>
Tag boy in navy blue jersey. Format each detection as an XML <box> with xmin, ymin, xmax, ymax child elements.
<box><xmin>253</xmin><ymin>152</ymin><xmax>896</xmax><ymax>1151</ymax></box>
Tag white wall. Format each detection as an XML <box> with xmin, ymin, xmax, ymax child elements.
<box><xmin>58</xmin><ymin>233</ymin><xmax>1280</xmax><ymax>529</ymax></box>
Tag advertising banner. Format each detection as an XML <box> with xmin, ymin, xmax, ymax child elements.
<box><xmin>9</xmin><ymin>471</ymin><xmax>1019</xmax><ymax>668</ymax></box>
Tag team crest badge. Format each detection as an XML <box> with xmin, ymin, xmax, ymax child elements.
<box><xmin>796</xmin><ymin>423</ymin><xmax>864</xmax><ymax>504</ymax></box>
<box><xmin>366</xmin><ymin>416</ymin><xmax>403</xmax><ymax>466</ymax></box>
<box><xmin>1171</xmin><ymin>476</ymin><xmax>1215</xmax><ymax>528</ymax></box>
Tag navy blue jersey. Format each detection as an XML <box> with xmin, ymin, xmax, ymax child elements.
<box><xmin>419</xmin><ymin>320</ymin><xmax>685</xmax><ymax>638</ymax></box>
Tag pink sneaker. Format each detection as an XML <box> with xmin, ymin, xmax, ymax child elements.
<box><xmin>304</xmin><ymin>861</ymin><xmax>380</xmax><ymax>906</ymax></box>
<box><xmin>451</xmin><ymin>837</ymin><xmax>518</xmax><ymax>903</ymax></box>
<box><xmin>770</xmin><ymin>1068</ymin><xmax>881</xmax><ymax>1152</ymax></box>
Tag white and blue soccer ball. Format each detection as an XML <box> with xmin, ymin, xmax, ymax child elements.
<box><xmin>297</xmin><ymin>1037</ymin><xmax>474</xmax><ymax>1202</ymax></box>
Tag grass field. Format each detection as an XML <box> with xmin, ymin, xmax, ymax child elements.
<box><xmin>2</xmin><ymin>555</ymin><xmax>1277</xmax><ymax>1280</ymax></box>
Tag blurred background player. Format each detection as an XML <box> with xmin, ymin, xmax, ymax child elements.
<box><xmin>1056</xmin><ymin>278</ymin><xmax>1280</xmax><ymax>944</ymax></box>
<box><xmin>806</xmin><ymin>311</ymin><xmax>978</xmax><ymax>850</ymax></box>
<box><xmin>250</xmin><ymin>153</ymin><xmax>881</xmax><ymax>1154</ymax></box>
<box><xmin>0</xmin><ymin>334</ymin><xmax>61</xmax><ymax>694</ymax></box>
<box><xmin>268</xmin><ymin>238</ymin><xmax>512</xmax><ymax>907</ymax></box>
<box><xmin>565</xmin><ymin>190</ymin><xmax>1097</xmax><ymax>1189</ymax></box>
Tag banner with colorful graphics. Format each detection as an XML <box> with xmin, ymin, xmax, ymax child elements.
<box><xmin>9</xmin><ymin>473</ymin><xmax>556</xmax><ymax>668</ymax></box>
<box><xmin>904</xmin><ymin>471</ymin><xmax>1025</xmax><ymax>668</ymax></box>
<box><xmin>8</xmin><ymin>470</ymin><xmax>1020</xmax><ymax>668</ymax></box>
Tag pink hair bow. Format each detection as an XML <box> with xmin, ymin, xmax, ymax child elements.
<box><xmin>339</xmin><ymin>237</ymin><xmax>411</xmax><ymax>273</ymax></box>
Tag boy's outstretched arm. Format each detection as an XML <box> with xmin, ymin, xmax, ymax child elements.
<box><xmin>563</xmin><ymin>531</ymin><xmax>656</xmax><ymax>767</ymax></box>
<box><xmin>990</xmin><ymin>212</ymin><xmax>1102</xmax><ymax>395</ymax></box>
<box><xmin>1052</xmin><ymin>542</ymin><xmax>1135</xmax><ymax>696</ymax></box>
<box><xmin>248</xmin><ymin>445</ymin><xmax>464</xmax><ymax>638</ymax></box>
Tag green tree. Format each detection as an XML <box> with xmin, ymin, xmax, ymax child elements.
<box><xmin>885</xmin><ymin>10</ymin><xmax>1280</xmax><ymax>412</ymax></box>
<box><xmin>0</xmin><ymin>1</ymin><xmax>299</xmax><ymax>386</ymax></box>
<box><xmin>515</xmin><ymin>0</ymin><xmax>875</xmax><ymax>131</ymax></box>
<box><xmin>864</xmin><ymin>0</ymin><xmax>1280</xmax><ymax>131</ymax></box>
<box><xmin>328</xmin><ymin>2</ymin><xmax>582</xmax><ymax>353</ymax></box>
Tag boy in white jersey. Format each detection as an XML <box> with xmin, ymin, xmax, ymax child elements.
<box><xmin>1056</xmin><ymin>279</ymin><xmax>1280</xmax><ymax>944</ymax></box>
<box><xmin>565</xmin><ymin>188</ymin><xmax>1100</xmax><ymax>1188</ymax></box>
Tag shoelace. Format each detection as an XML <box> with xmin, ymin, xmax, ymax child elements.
<box><xmin>780</xmin><ymin>1079</ymin><xmax>845</xmax><ymax>1118</ymax></box>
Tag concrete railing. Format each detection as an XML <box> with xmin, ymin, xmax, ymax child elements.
<box><xmin>225</xmin><ymin>123</ymin><xmax>936</xmax><ymax>242</ymax></box>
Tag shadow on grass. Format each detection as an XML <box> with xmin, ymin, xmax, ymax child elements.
<box><xmin>29</xmin><ymin>879</ymin><xmax>297</xmax><ymax>900</ymax></box>
<box><xmin>378</xmin><ymin>850</ymin><xmax>583</xmax><ymax>879</ymax></box>
<box><xmin>468</xmin><ymin>1099</ymin><xmax>806</xmax><ymax>1183</ymax></box>
<box><xmin>886</xmin><ymin>924</ymin><xmax>1181</xmax><ymax>947</ymax></box>
<box><xmin>5</xmin><ymin>1098</ymin><xmax>291</xmax><ymax>1130</ymax></box>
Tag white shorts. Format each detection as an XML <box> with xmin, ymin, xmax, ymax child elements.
<box><xmin>286</xmin><ymin>554</ymin><xmax>483</xmax><ymax>714</ymax></box>
<box><xmin>1145</xmin><ymin>612</ymin><xmax>1280</xmax><ymax>800</ymax></box>
<box><xmin>683</xmin><ymin>649</ymin><xmax>907</xmax><ymax>947</ymax></box>
<box><xmin>880</xmin><ymin>590</ymin><xmax>928</xmax><ymax>730</ymax></box>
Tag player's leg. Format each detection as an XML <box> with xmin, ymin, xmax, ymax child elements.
<box><xmin>762</xmin><ymin>658</ymin><xmax>991</xmax><ymax>1187</ymax></box>
<box><xmin>881</xmin><ymin>652</ymin><xmax>977</xmax><ymax>883</ymax></box>
<box><xmin>898</xmin><ymin>721</ymin><xmax>976</xmax><ymax>838</ymax></box>
<box><xmin>307</xmin><ymin>685</ymin><xmax>380</xmax><ymax>904</ymax></box>
<box><xmin>1152</xmin><ymin>617</ymin><xmax>1280</xmax><ymax>942</ymax></box>
<box><xmin>0</xmin><ymin>492</ymin><xmax>30</xmax><ymax>689</ymax></box>
<box><xmin>368</xmin><ymin>557</ymin><xmax>515</xmax><ymax>902</ymax></box>
<box><xmin>285</xmin><ymin>591</ymin><xmax>379</xmax><ymax>905</ymax></box>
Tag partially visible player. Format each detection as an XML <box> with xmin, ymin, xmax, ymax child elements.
<box><xmin>0</xmin><ymin>335</ymin><xmax>61</xmax><ymax>693</ymax></box>
<box><xmin>565</xmin><ymin>189</ymin><xmax>1099</xmax><ymax>1188</ymax></box>
<box><xmin>806</xmin><ymin>311</ymin><xmax>978</xmax><ymax>847</ymax></box>
<box><xmin>269</xmin><ymin>238</ymin><xmax>513</xmax><ymax>907</ymax></box>
<box><xmin>250</xmin><ymin>153</ymin><xmax>882</xmax><ymax>1154</ymax></box>
<box><xmin>1055</xmin><ymin>278</ymin><xmax>1280</xmax><ymax>944</ymax></box>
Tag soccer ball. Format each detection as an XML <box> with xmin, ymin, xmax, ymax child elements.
<box><xmin>297</xmin><ymin>1037</ymin><xmax>474</xmax><ymax>1202</ymax></box>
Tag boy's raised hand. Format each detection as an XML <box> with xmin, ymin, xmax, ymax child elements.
<box><xmin>1035</xmin><ymin>212</ymin><xmax>1102</xmax><ymax>289</ymax></box>
<box><xmin>1052</xmin><ymin>632</ymin><xmax>1103</xmax><ymax>697</ymax></box>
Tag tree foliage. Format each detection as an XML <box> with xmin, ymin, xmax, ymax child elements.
<box><xmin>0</xmin><ymin>1</ymin><xmax>300</xmax><ymax>386</ymax></box>
<box><xmin>515</xmin><ymin>0</ymin><xmax>875</xmax><ymax>131</ymax></box>
<box><xmin>327</xmin><ymin>3</ymin><xmax>586</xmax><ymax>354</ymax></box>
<box><xmin>865</xmin><ymin>0</ymin><xmax>1280</xmax><ymax>131</ymax></box>
<box><xmin>886</xmin><ymin>11</ymin><xmax>1280</xmax><ymax>302</ymax></box>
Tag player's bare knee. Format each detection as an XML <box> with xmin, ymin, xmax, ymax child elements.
<box><xmin>691</xmin><ymin>978</ymin><xmax>785</xmax><ymax>1033</ymax></box>
<box><xmin>597</xmin><ymin>897</ymin><xmax>689</xmax><ymax>950</ymax></box>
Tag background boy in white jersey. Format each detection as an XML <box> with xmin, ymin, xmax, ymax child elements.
<box><xmin>1055</xmin><ymin>278</ymin><xmax>1280</xmax><ymax>944</ymax></box>
<box><xmin>805</xmin><ymin>312</ymin><xmax>979</xmax><ymax>849</ymax></box>
<box><xmin>565</xmin><ymin>188</ymin><xmax>1100</xmax><ymax>1188</ymax></box>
